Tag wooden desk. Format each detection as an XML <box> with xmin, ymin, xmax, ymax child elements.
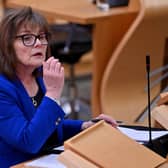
<box><xmin>9</xmin><ymin>155</ymin><xmax>168</xmax><ymax>168</ymax></box>
<box><xmin>10</xmin><ymin>154</ymin><xmax>168</xmax><ymax>168</ymax></box>
<box><xmin>6</xmin><ymin>0</ymin><xmax>140</xmax><ymax>117</ymax></box>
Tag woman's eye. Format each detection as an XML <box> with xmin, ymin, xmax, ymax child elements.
<box><xmin>24</xmin><ymin>35</ymin><xmax>33</xmax><ymax>41</ymax></box>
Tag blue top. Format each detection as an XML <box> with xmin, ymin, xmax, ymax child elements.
<box><xmin>0</xmin><ymin>74</ymin><xmax>83</xmax><ymax>168</ymax></box>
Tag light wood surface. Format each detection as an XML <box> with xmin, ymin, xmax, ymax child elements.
<box><xmin>157</xmin><ymin>92</ymin><xmax>168</xmax><ymax>106</ymax></box>
<box><xmin>152</xmin><ymin>105</ymin><xmax>168</xmax><ymax>129</ymax></box>
<box><xmin>6</xmin><ymin>0</ymin><xmax>140</xmax><ymax>118</ymax></box>
<box><xmin>62</xmin><ymin>121</ymin><xmax>165</xmax><ymax>168</ymax></box>
<box><xmin>101</xmin><ymin>0</ymin><xmax>168</xmax><ymax>125</ymax></box>
<box><xmin>58</xmin><ymin>149</ymin><xmax>98</xmax><ymax>168</ymax></box>
<box><xmin>6</xmin><ymin>0</ymin><xmax>139</xmax><ymax>24</ymax></box>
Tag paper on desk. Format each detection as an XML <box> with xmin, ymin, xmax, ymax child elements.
<box><xmin>25</xmin><ymin>154</ymin><xmax>66</xmax><ymax>168</ymax></box>
<box><xmin>118</xmin><ymin>126</ymin><xmax>168</xmax><ymax>142</ymax></box>
<box><xmin>54</xmin><ymin>145</ymin><xmax>64</xmax><ymax>151</ymax></box>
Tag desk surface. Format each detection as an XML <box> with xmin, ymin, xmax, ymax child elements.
<box><xmin>10</xmin><ymin>154</ymin><xmax>168</xmax><ymax>168</ymax></box>
<box><xmin>6</xmin><ymin>0</ymin><xmax>139</xmax><ymax>24</ymax></box>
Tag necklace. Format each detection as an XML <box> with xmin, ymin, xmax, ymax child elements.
<box><xmin>30</xmin><ymin>84</ymin><xmax>43</xmax><ymax>107</ymax></box>
<box><xmin>31</xmin><ymin>97</ymin><xmax>38</xmax><ymax>107</ymax></box>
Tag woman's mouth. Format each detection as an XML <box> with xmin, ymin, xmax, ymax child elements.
<box><xmin>32</xmin><ymin>52</ymin><xmax>43</xmax><ymax>57</ymax></box>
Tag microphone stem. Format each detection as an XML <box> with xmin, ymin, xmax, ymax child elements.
<box><xmin>146</xmin><ymin>55</ymin><xmax>152</xmax><ymax>146</ymax></box>
<box><xmin>147</xmin><ymin>69</ymin><xmax>152</xmax><ymax>144</ymax></box>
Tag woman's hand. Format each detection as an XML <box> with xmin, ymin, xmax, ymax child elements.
<box><xmin>95</xmin><ymin>114</ymin><xmax>118</xmax><ymax>128</ymax></box>
<box><xmin>82</xmin><ymin>114</ymin><xmax>118</xmax><ymax>130</ymax></box>
<box><xmin>43</xmin><ymin>57</ymin><xmax>64</xmax><ymax>100</ymax></box>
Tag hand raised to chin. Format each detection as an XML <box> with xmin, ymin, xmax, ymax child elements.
<box><xmin>43</xmin><ymin>57</ymin><xmax>64</xmax><ymax>100</ymax></box>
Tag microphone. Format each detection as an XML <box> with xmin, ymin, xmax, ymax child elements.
<box><xmin>144</xmin><ymin>55</ymin><xmax>168</xmax><ymax>158</ymax></box>
<box><xmin>146</xmin><ymin>55</ymin><xmax>153</xmax><ymax>147</ymax></box>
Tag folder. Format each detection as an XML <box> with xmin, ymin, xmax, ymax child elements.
<box><xmin>58</xmin><ymin>121</ymin><xmax>167</xmax><ymax>168</ymax></box>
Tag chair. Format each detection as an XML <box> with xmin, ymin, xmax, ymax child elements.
<box><xmin>50</xmin><ymin>23</ymin><xmax>92</xmax><ymax>119</ymax></box>
<box><xmin>100</xmin><ymin>0</ymin><xmax>168</xmax><ymax>126</ymax></box>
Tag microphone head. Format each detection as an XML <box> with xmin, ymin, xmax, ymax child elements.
<box><xmin>146</xmin><ymin>55</ymin><xmax>150</xmax><ymax>71</ymax></box>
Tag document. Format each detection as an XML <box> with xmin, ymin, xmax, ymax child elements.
<box><xmin>25</xmin><ymin>154</ymin><xmax>66</xmax><ymax>168</ymax></box>
<box><xmin>118</xmin><ymin>126</ymin><xmax>168</xmax><ymax>142</ymax></box>
<box><xmin>54</xmin><ymin>145</ymin><xmax>64</xmax><ymax>151</ymax></box>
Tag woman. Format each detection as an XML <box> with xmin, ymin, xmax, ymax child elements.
<box><xmin>0</xmin><ymin>7</ymin><xmax>117</xmax><ymax>167</ymax></box>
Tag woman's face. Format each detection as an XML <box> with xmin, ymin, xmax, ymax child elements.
<box><xmin>14</xmin><ymin>24</ymin><xmax>48</xmax><ymax>72</ymax></box>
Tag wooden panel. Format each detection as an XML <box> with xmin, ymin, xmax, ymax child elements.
<box><xmin>152</xmin><ymin>105</ymin><xmax>168</xmax><ymax>129</ymax></box>
<box><xmin>6</xmin><ymin>0</ymin><xmax>139</xmax><ymax>24</ymax></box>
<box><xmin>63</xmin><ymin>121</ymin><xmax>165</xmax><ymax>168</ymax></box>
<box><xmin>92</xmin><ymin>9</ymin><xmax>139</xmax><ymax>116</ymax></box>
<box><xmin>101</xmin><ymin>0</ymin><xmax>168</xmax><ymax>125</ymax></box>
<box><xmin>58</xmin><ymin>149</ymin><xmax>98</xmax><ymax>168</ymax></box>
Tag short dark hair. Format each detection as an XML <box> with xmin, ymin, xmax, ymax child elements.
<box><xmin>0</xmin><ymin>7</ymin><xmax>51</xmax><ymax>79</ymax></box>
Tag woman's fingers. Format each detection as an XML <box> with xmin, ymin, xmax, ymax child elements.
<box><xmin>96</xmin><ymin>114</ymin><xmax>118</xmax><ymax>128</ymax></box>
<box><xmin>43</xmin><ymin>57</ymin><xmax>59</xmax><ymax>72</ymax></box>
<box><xmin>43</xmin><ymin>57</ymin><xmax>64</xmax><ymax>99</ymax></box>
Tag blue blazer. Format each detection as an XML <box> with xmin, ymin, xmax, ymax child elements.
<box><xmin>0</xmin><ymin>74</ymin><xmax>83</xmax><ymax>168</ymax></box>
